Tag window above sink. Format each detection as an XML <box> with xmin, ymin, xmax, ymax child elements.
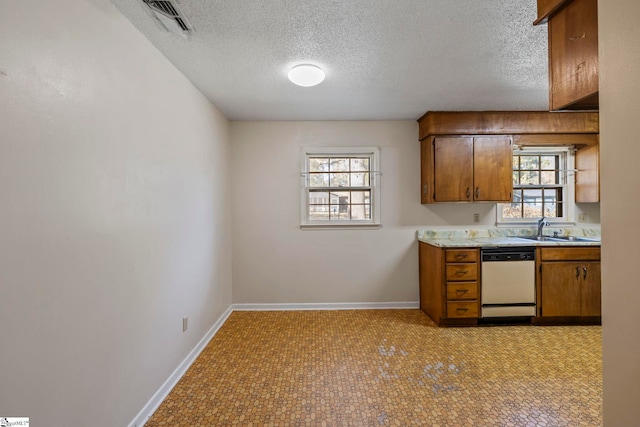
<box><xmin>497</xmin><ymin>147</ymin><xmax>575</xmax><ymax>226</ymax></box>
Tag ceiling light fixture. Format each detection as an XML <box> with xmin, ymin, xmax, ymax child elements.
<box><xmin>288</xmin><ymin>64</ymin><xmax>325</xmax><ymax>87</ymax></box>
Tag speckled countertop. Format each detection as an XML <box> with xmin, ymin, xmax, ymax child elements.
<box><xmin>417</xmin><ymin>226</ymin><xmax>601</xmax><ymax>248</ymax></box>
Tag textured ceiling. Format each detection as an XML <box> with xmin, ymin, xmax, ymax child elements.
<box><xmin>110</xmin><ymin>0</ymin><xmax>549</xmax><ymax>120</ymax></box>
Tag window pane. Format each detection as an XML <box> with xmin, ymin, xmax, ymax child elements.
<box><xmin>501</xmin><ymin>189</ymin><xmax>522</xmax><ymax>218</ymax></box>
<box><xmin>512</xmin><ymin>156</ymin><xmax>520</xmax><ymax>170</ymax></box>
<box><xmin>309</xmin><ymin>191</ymin><xmax>329</xmax><ymax>205</ymax></box>
<box><xmin>522</xmin><ymin>189</ymin><xmax>543</xmax><ymax>217</ymax></box>
<box><xmin>520</xmin><ymin>171</ymin><xmax>540</xmax><ymax>185</ymax></box>
<box><xmin>351</xmin><ymin>205</ymin><xmax>370</xmax><ymax>220</ymax></box>
<box><xmin>329</xmin><ymin>204</ymin><xmax>349</xmax><ymax>220</ymax></box>
<box><xmin>329</xmin><ymin>158</ymin><xmax>349</xmax><ymax>172</ymax></box>
<box><xmin>544</xmin><ymin>189</ymin><xmax>561</xmax><ymax>217</ymax></box>
<box><xmin>309</xmin><ymin>158</ymin><xmax>328</xmax><ymax>172</ymax></box>
<box><xmin>350</xmin><ymin>190</ymin><xmax>370</xmax><ymax>204</ymax></box>
<box><xmin>331</xmin><ymin>191</ymin><xmax>350</xmax><ymax>207</ymax></box>
<box><xmin>330</xmin><ymin>173</ymin><xmax>349</xmax><ymax>187</ymax></box>
<box><xmin>351</xmin><ymin>158</ymin><xmax>370</xmax><ymax>172</ymax></box>
<box><xmin>309</xmin><ymin>173</ymin><xmax>329</xmax><ymax>187</ymax></box>
<box><xmin>351</xmin><ymin>172</ymin><xmax>370</xmax><ymax>187</ymax></box>
<box><xmin>512</xmin><ymin>171</ymin><xmax>519</xmax><ymax>185</ymax></box>
<box><xmin>308</xmin><ymin>205</ymin><xmax>329</xmax><ymax>220</ymax></box>
<box><xmin>520</xmin><ymin>156</ymin><xmax>539</xmax><ymax>170</ymax></box>
<box><xmin>540</xmin><ymin>156</ymin><xmax>556</xmax><ymax>170</ymax></box>
<box><xmin>543</xmin><ymin>189</ymin><xmax>558</xmax><ymax>205</ymax></box>
<box><xmin>544</xmin><ymin>203</ymin><xmax>558</xmax><ymax>217</ymax></box>
<box><xmin>540</xmin><ymin>171</ymin><xmax>557</xmax><ymax>185</ymax></box>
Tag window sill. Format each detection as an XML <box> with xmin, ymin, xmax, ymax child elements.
<box><xmin>300</xmin><ymin>223</ymin><xmax>382</xmax><ymax>230</ymax></box>
<box><xmin>495</xmin><ymin>221</ymin><xmax>577</xmax><ymax>228</ymax></box>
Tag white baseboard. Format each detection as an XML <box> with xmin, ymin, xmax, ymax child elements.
<box><xmin>232</xmin><ymin>301</ymin><xmax>420</xmax><ymax>311</ymax></box>
<box><xmin>129</xmin><ymin>301</ymin><xmax>419</xmax><ymax>426</ymax></box>
<box><xmin>128</xmin><ymin>305</ymin><xmax>233</xmax><ymax>427</ymax></box>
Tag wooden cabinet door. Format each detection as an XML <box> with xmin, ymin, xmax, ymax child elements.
<box><xmin>540</xmin><ymin>262</ymin><xmax>582</xmax><ymax>316</ymax></box>
<box><xmin>433</xmin><ymin>137</ymin><xmax>473</xmax><ymax>202</ymax></box>
<box><xmin>472</xmin><ymin>136</ymin><xmax>513</xmax><ymax>202</ymax></box>
<box><xmin>576</xmin><ymin>144</ymin><xmax>599</xmax><ymax>203</ymax></box>
<box><xmin>581</xmin><ymin>261</ymin><xmax>601</xmax><ymax>316</ymax></box>
<box><xmin>548</xmin><ymin>0</ymin><xmax>598</xmax><ymax>110</ymax></box>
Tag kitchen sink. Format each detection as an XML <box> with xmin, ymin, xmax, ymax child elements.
<box><xmin>516</xmin><ymin>235</ymin><xmax>599</xmax><ymax>243</ymax></box>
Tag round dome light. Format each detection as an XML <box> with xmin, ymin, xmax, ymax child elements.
<box><xmin>287</xmin><ymin>64</ymin><xmax>325</xmax><ymax>87</ymax></box>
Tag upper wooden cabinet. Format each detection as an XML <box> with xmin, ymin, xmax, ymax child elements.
<box><xmin>575</xmin><ymin>144</ymin><xmax>599</xmax><ymax>202</ymax></box>
<box><xmin>418</xmin><ymin>111</ymin><xmax>600</xmax><ymax>204</ymax></box>
<box><xmin>430</xmin><ymin>136</ymin><xmax>512</xmax><ymax>202</ymax></box>
<box><xmin>535</xmin><ymin>0</ymin><xmax>599</xmax><ymax>111</ymax></box>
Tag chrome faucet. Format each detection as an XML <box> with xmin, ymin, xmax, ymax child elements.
<box><xmin>537</xmin><ymin>217</ymin><xmax>550</xmax><ymax>237</ymax></box>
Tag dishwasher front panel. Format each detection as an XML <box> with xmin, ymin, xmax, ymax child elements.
<box><xmin>481</xmin><ymin>260</ymin><xmax>536</xmax><ymax>305</ymax></box>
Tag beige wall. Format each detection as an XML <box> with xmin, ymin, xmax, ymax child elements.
<box><xmin>599</xmin><ymin>0</ymin><xmax>640</xmax><ymax>424</ymax></box>
<box><xmin>0</xmin><ymin>1</ymin><xmax>232</xmax><ymax>426</ymax></box>
<box><xmin>231</xmin><ymin>121</ymin><xmax>504</xmax><ymax>304</ymax></box>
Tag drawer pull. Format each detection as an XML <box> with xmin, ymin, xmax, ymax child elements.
<box><xmin>455</xmin><ymin>270</ymin><xmax>468</xmax><ymax>276</ymax></box>
<box><xmin>576</xmin><ymin>266</ymin><xmax>580</xmax><ymax>279</ymax></box>
<box><xmin>466</xmin><ymin>187</ymin><xmax>470</xmax><ymax>199</ymax></box>
<box><xmin>583</xmin><ymin>266</ymin><xmax>588</xmax><ymax>279</ymax></box>
<box><xmin>475</xmin><ymin>187</ymin><xmax>479</xmax><ymax>198</ymax></box>
<box><xmin>456</xmin><ymin>308</ymin><xmax>469</xmax><ymax>313</ymax></box>
<box><xmin>454</xmin><ymin>254</ymin><xmax>468</xmax><ymax>260</ymax></box>
<box><xmin>455</xmin><ymin>289</ymin><xmax>469</xmax><ymax>294</ymax></box>
<box><xmin>570</xmin><ymin>32</ymin><xmax>586</xmax><ymax>41</ymax></box>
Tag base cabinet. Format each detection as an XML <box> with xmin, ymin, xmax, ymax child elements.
<box><xmin>419</xmin><ymin>243</ymin><xmax>479</xmax><ymax>325</ymax></box>
<box><xmin>419</xmin><ymin>242</ymin><xmax>602</xmax><ymax>327</ymax></box>
<box><xmin>537</xmin><ymin>247</ymin><xmax>601</xmax><ymax>321</ymax></box>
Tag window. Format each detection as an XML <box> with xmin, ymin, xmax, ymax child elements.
<box><xmin>498</xmin><ymin>147</ymin><xmax>575</xmax><ymax>223</ymax></box>
<box><xmin>301</xmin><ymin>147</ymin><xmax>381</xmax><ymax>227</ymax></box>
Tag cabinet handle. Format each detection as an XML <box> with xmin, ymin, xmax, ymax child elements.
<box><xmin>456</xmin><ymin>270</ymin><xmax>468</xmax><ymax>276</ymax></box>
<box><xmin>423</xmin><ymin>184</ymin><xmax>428</xmax><ymax>194</ymax></box>
<box><xmin>456</xmin><ymin>308</ymin><xmax>469</xmax><ymax>313</ymax></box>
<box><xmin>456</xmin><ymin>289</ymin><xmax>469</xmax><ymax>294</ymax></box>
<box><xmin>454</xmin><ymin>254</ymin><xmax>468</xmax><ymax>260</ymax></box>
<box><xmin>583</xmin><ymin>266</ymin><xmax>588</xmax><ymax>280</ymax></box>
<box><xmin>576</xmin><ymin>266</ymin><xmax>580</xmax><ymax>279</ymax></box>
<box><xmin>475</xmin><ymin>187</ymin><xmax>479</xmax><ymax>199</ymax></box>
<box><xmin>570</xmin><ymin>32</ymin><xmax>586</xmax><ymax>41</ymax></box>
<box><xmin>466</xmin><ymin>187</ymin><xmax>470</xmax><ymax>199</ymax></box>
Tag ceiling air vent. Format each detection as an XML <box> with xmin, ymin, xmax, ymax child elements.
<box><xmin>142</xmin><ymin>0</ymin><xmax>194</xmax><ymax>38</ymax></box>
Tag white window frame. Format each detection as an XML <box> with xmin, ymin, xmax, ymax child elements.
<box><xmin>497</xmin><ymin>146</ymin><xmax>576</xmax><ymax>226</ymax></box>
<box><xmin>300</xmin><ymin>147</ymin><xmax>381</xmax><ymax>229</ymax></box>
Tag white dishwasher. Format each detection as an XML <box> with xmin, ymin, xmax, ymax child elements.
<box><xmin>481</xmin><ymin>247</ymin><xmax>536</xmax><ymax>318</ymax></box>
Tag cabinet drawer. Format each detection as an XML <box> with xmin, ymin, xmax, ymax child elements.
<box><xmin>447</xmin><ymin>301</ymin><xmax>479</xmax><ymax>318</ymax></box>
<box><xmin>445</xmin><ymin>263</ymin><xmax>478</xmax><ymax>281</ymax></box>
<box><xmin>445</xmin><ymin>249</ymin><xmax>478</xmax><ymax>263</ymax></box>
<box><xmin>446</xmin><ymin>282</ymin><xmax>478</xmax><ymax>300</ymax></box>
<box><xmin>540</xmin><ymin>247</ymin><xmax>601</xmax><ymax>261</ymax></box>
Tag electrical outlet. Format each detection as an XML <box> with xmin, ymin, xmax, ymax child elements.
<box><xmin>473</xmin><ymin>213</ymin><xmax>480</xmax><ymax>223</ymax></box>
<box><xmin>183</xmin><ymin>316</ymin><xmax>188</xmax><ymax>332</ymax></box>
<box><xmin>578</xmin><ymin>213</ymin><xmax>587</xmax><ymax>222</ymax></box>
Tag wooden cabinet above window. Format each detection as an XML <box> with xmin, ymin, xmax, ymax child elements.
<box><xmin>426</xmin><ymin>136</ymin><xmax>512</xmax><ymax>203</ymax></box>
<box><xmin>418</xmin><ymin>111</ymin><xmax>600</xmax><ymax>204</ymax></box>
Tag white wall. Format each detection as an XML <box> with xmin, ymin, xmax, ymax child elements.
<box><xmin>231</xmin><ymin>121</ymin><xmax>504</xmax><ymax>304</ymax></box>
<box><xmin>599</xmin><ymin>0</ymin><xmax>640</xmax><ymax>424</ymax></box>
<box><xmin>0</xmin><ymin>1</ymin><xmax>231</xmax><ymax>426</ymax></box>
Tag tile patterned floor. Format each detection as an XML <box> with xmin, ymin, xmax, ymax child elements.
<box><xmin>146</xmin><ymin>310</ymin><xmax>601</xmax><ymax>426</ymax></box>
